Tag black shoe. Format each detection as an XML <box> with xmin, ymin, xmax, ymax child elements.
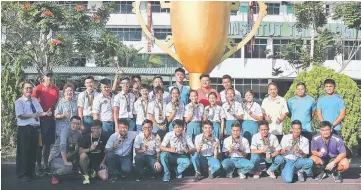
<box><xmin>193</xmin><ymin>172</ymin><xmax>202</xmax><ymax>182</ymax></box>
<box><xmin>31</xmin><ymin>174</ymin><xmax>42</xmax><ymax>180</ymax></box>
<box><xmin>297</xmin><ymin>171</ymin><xmax>305</xmax><ymax>182</ymax></box>
<box><xmin>315</xmin><ymin>171</ymin><xmax>327</xmax><ymax>181</ymax></box>
<box><xmin>19</xmin><ymin>176</ymin><xmax>32</xmax><ymax>182</ymax></box>
<box><xmin>333</xmin><ymin>172</ymin><xmax>343</xmax><ymax>183</ymax></box>
<box><xmin>109</xmin><ymin>175</ymin><xmax>117</xmax><ymax>183</ymax></box>
<box><xmin>43</xmin><ymin>167</ymin><xmax>51</xmax><ymax>175</ymax></box>
<box><xmin>208</xmin><ymin>169</ymin><xmax>215</xmax><ymax>179</ymax></box>
<box><xmin>136</xmin><ymin>175</ymin><xmax>143</xmax><ymax>182</ymax></box>
<box><xmin>36</xmin><ymin>169</ymin><xmax>45</xmax><ymax>178</ymax></box>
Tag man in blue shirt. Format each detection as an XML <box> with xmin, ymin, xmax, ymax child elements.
<box><xmin>288</xmin><ymin>82</ymin><xmax>316</xmax><ymax>144</ymax></box>
<box><xmin>168</xmin><ymin>68</ymin><xmax>190</xmax><ymax>105</ymax></box>
<box><xmin>317</xmin><ymin>79</ymin><xmax>346</xmax><ymax>136</ymax></box>
<box><xmin>310</xmin><ymin>121</ymin><xmax>350</xmax><ymax>183</ymax></box>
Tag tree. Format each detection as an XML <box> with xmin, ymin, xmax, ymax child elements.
<box><xmin>146</xmin><ymin>54</ymin><xmax>163</xmax><ymax>68</ymax></box>
<box><xmin>1</xmin><ymin>1</ymin><xmax>116</xmax><ymax>74</ymax></box>
<box><xmin>283</xmin><ymin>66</ymin><xmax>361</xmax><ymax>150</ymax></box>
<box><xmin>332</xmin><ymin>2</ymin><xmax>361</xmax><ymax>72</ymax></box>
<box><xmin>117</xmin><ymin>45</ymin><xmax>143</xmax><ymax>67</ymax></box>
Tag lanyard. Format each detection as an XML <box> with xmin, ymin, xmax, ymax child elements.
<box><xmin>123</xmin><ymin>93</ymin><xmax>130</xmax><ymax>111</ymax></box>
<box><xmin>141</xmin><ymin>100</ymin><xmax>148</xmax><ymax>118</ymax></box>
<box><xmin>90</xmin><ymin>133</ymin><xmax>101</xmax><ymax>146</ymax></box>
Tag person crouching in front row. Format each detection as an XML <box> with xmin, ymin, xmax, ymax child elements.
<box><xmin>192</xmin><ymin>121</ymin><xmax>222</xmax><ymax>182</ymax></box>
<box><xmin>160</xmin><ymin>119</ymin><xmax>196</xmax><ymax>182</ymax></box>
<box><xmin>134</xmin><ymin>119</ymin><xmax>162</xmax><ymax>181</ymax></box>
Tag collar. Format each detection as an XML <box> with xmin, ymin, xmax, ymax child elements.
<box><xmin>21</xmin><ymin>95</ymin><xmax>32</xmax><ymax>101</ymax></box>
<box><xmin>259</xmin><ymin>133</ymin><xmax>270</xmax><ymax>140</ymax></box>
<box><xmin>268</xmin><ymin>95</ymin><xmax>280</xmax><ymax>101</ymax></box>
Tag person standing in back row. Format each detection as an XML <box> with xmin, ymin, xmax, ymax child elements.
<box><xmin>196</xmin><ymin>74</ymin><xmax>221</xmax><ymax>107</ymax></box>
<box><xmin>78</xmin><ymin>76</ymin><xmax>99</xmax><ymax>133</ymax></box>
<box><xmin>168</xmin><ymin>68</ymin><xmax>190</xmax><ymax>105</ymax></box>
<box><xmin>220</xmin><ymin>75</ymin><xmax>242</xmax><ymax>104</ymax></box>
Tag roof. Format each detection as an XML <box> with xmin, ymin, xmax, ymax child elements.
<box><xmin>20</xmin><ymin>66</ymin><xmax>179</xmax><ymax>75</ymax></box>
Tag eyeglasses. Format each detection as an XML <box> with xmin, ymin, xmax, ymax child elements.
<box><xmin>71</xmin><ymin>122</ymin><xmax>81</xmax><ymax>126</ymax></box>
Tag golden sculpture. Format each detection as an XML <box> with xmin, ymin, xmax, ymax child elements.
<box><xmin>133</xmin><ymin>1</ymin><xmax>267</xmax><ymax>89</ymax></box>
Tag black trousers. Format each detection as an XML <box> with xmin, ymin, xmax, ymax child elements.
<box><xmin>16</xmin><ymin>126</ymin><xmax>39</xmax><ymax>178</ymax></box>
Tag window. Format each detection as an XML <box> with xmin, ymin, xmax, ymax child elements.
<box><xmin>230</xmin><ymin>2</ymin><xmax>238</xmax><ymax>15</ymax></box>
<box><xmin>325</xmin><ymin>4</ymin><xmax>330</xmax><ymax>15</ymax></box>
<box><xmin>273</xmin><ymin>39</ymin><xmax>290</xmax><ymax>59</ymax></box>
<box><xmin>154</xmin><ymin>28</ymin><xmax>172</xmax><ymax>39</ymax></box>
<box><xmin>306</xmin><ymin>40</ymin><xmax>336</xmax><ymax>60</ymax></box>
<box><xmin>355</xmin><ymin>80</ymin><xmax>361</xmax><ymax>89</ymax></box>
<box><xmin>253</xmin><ymin>3</ymin><xmax>279</xmax><ymax>15</ymax></box>
<box><xmin>109</xmin><ymin>28</ymin><xmax>142</xmax><ymax>41</ymax></box>
<box><xmin>57</xmin><ymin>1</ymin><xmax>88</xmax><ymax>9</ymax></box>
<box><xmin>228</xmin><ymin>38</ymin><xmax>242</xmax><ymax>58</ymax></box>
<box><xmin>103</xmin><ymin>1</ymin><xmax>134</xmax><ymax>14</ymax></box>
<box><xmin>342</xmin><ymin>41</ymin><xmax>361</xmax><ymax>60</ymax></box>
<box><xmin>286</xmin><ymin>4</ymin><xmax>294</xmax><ymax>14</ymax></box>
<box><xmin>151</xmin><ymin>1</ymin><xmax>170</xmax><ymax>13</ymax></box>
<box><xmin>245</xmin><ymin>39</ymin><xmax>267</xmax><ymax>58</ymax></box>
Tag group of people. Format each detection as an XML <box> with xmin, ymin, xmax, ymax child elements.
<box><xmin>15</xmin><ymin>67</ymin><xmax>350</xmax><ymax>185</ymax></box>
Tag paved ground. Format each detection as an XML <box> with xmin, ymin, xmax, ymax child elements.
<box><xmin>2</xmin><ymin>163</ymin><xmax>360</xmax><ymax>190</ymax></box>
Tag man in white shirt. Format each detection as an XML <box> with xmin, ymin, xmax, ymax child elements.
<box><xmin>250</xmin><ymin>120</ymin><xmax>284</xmax><ymax>179</ymax></box>
<box><xmin>280</xmin><ymin>120</ymin><xmax>313</xmax><ymax>183</ymax></box>
<box><xmin>147</xmin><ymin>86</ymin><xmax>167</xmax><ymax>134</ymax></box>
<box><xmin>221</xmin><ymin>122</ymin><xmax>254</xmax><ymax>179</ymax></box>
<box><xmin>78</xmin><ymin>76</ymin><xmax>99</xmax><ymax>133</ymax></box>
<box><xmin>219</xmin><ymin>75</ymin><xmax>242</xmax><ymax>104</ymax></box>
<box><xmin>160</xmin><ymin>119</ymin><xmax>195</xmax><ymax>182</ymax></box>
<box><xmin>149</xmin><ymin>76</ymin><xmax>170</xmax><ymax>104</ymax></box>
<box><xmin>134</xmin><ymin>85</ymin><xmax>150</xmax><ymax>132</ymax></box>
<box><xmin>105</xmin><ymin>119</ymin><xmax>138</xmax><ymax>182</ymax></box>
<box><xmin>134</xmin><ymin>119</ymin><xmax>162</xmax><ymax>181</ymax></box>
<box><xmin>191</xmin><ymin>121</ymin><xmax>221</xmax><ymax>182</ymax></box>
<box><xmin>222</xmin><ymin>88</ymin><xmax>244</xmax><ymax>136</ymax></box>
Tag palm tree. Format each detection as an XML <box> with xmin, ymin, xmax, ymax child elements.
<box><xmin>146</xmin><ymin>54</ymin><xmax>163</xmax><ymax>68</ymax></box>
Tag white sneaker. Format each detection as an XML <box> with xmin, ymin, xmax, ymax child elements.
<box><xmin>253</xmin><ymin>172</ymin><xmax>261</xmax><ymax>179</ymax></box>
<box><xmin>267</xmin><ymin>169</ymin><xmax>276</xmax><ymax>179</ymax></box>
<box><xmin>237</xmin><ymin>169</ymin><xmax>246</xmax><ymax>179</ymax></box>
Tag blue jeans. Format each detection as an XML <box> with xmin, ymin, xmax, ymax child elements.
<box><xmin>212</xmin><ymin>122</ymin><xmax>221</xmax><ymax>139</ymax></box>
<box><xmin>134</xmin><ymin>154</ymin><xmax>161</xmax><ymax>175</ymax></box>
<box><xmin>168</xmin><ymin>122</ymin><xmax>174</xmax><ymax>132</ymax></box>
<box><xmin>225</xmin><ymin>120</ymin><xmax>240</xmax><ymax>136</ymax></box>
<box><xmin>83</xmin><ymin>116</ymin><xmax>93</xmax><ymax>133</ymax></box>
<box><xmin>136</xmin><ymin>124</ymin><xmax>142</xmax><ymax>132</ymax></box>
<box><xmin>106</xmin><ymin>152</ymin><xmax>132</xmax><ymax>176</ymax></box>
<box><xmin>186</xmin><ymin>121</ymin><xmax>202</xmax><ymax>137</ymax></box>
<box><xmin>160</xmin><ymin>152</ymin><xmax>191</xmax><ymax>176</ymax></box>
<box><xmin>123</xmin><ymin>118</ymin><xmax>136</xmax><ymax>131</ymax></box>
<box><xmin>250</xmin><ymin>154</ymin><xmax>284</xmax><ymax>172</ymax></box>
<box><xmin>282</xmin><ymin>158</ymin><xmax>313</xmax><ymax>183</ymax></box>
<box><xmin>102</xmin><ymin>121</ymin><xmax>114</xmax><ymax>138</ymax></box>
<box><xmin>191</xmin><ymin>152</ymin><xmax>221</xmax><ymax>175</ymax></box>
<box><xmin>242</xmin><ymin>120</ymin><xmax>259</xmax><ymax>144</ymax></box>
<box><xmin>221</xmin><ymin>157</ymin><xmax>254</xmax><ymax>174</ymax></box>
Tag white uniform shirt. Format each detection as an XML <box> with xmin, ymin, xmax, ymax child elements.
<box><xmin>222</xmin><ymin>136</ymin><xmax>250</xmax><ymax>158</ymax></box>
<box><xmin>147</xmin><ymin>100</ymin><xmax>167</xmax><ymax>124</ymax></box>
<box><xmin>148</xmin><ymin>90</ymin><xmax>171</xmax><ymax>104</ymax></box>
<box><xmin>92</xmin><ymin>93</ymin><xmax>114</xmax><ymax>121</ymax></box>
<box><xmin>165</xmin><ymin>101</ymin><xmax>185</xmax><ymax>121</ymax></box>
<box><xmin>243</xmin><ymin>102</ymin><xmax>263</xmax><ymax>121</ymax></box>
<box><xmin>134</xmin><ymin>132</ymin><xmax>161</xmax><ymax>156</ymax></box>
<box><xmin>194</xmin><ymin>134</ymin><xmax>220</xmax><ymax>157</ymax></box>
<box><xmin>15</xmin><ymin>96</ymin><xmax>43</xmax><ymax>126</ymax></box>
<box><xmin>105</xmin><ymin>131</ymin><xmax>137</xmax><ymax>156</ymax></box>
<box><xmin>220</xmin><ymin>89</ymin><xmax>242</xmax><ymax>104</ymax></box>
<box><xmin>134</xmin><ymin>99</ymin><xmax>149</xmax><ymax>125</ymax></box>
<box><xmin>281</xmin><ymin>134</ymin><xmax>309</xmax><ymax>160</ymax></box>
<box><xmin>250</xmin><ymin>132</ymin><xmax>281</xmax><ymax>153</ymax></box>
<box><xmin>222</xmin><ymin>101</ymin><xmax>244</xmax><ymax>120</ymax></box>
<box><xmin>113</xmin><ymin>91</ymin><xmax>136</xmax><ymax>119</ymax></box>
<box><xmin>261</xmin><ymin>95</ymin><xmax>289</xmax><ymax>135</ymax></box>
<box><xmin>77</xmin><ymin>90</ymin><xmax>99</xmax><ymax>117</ymax></box>
<box><xmin>161</xmin><ymin>131</ymin><xmax>195</xmax><ymax>154</ymax></box>
<box><xmin>184</xmin><ymin>103</ymin><xmax>204</xmax><ymax>122</ymax></box>
<box><xmin>204</xmin><ymin>105</ymin><xmax>225</xmax><ymax>123</ymax></box>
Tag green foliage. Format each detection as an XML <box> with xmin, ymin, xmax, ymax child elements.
<box><xmin>283</xmin><ymin>67</ymin><xmax>361</xmax><ymax>150</ymax></box>
<box><xmin>332</xmin><ymin>2</ymin><xmax>361</xmax><ymax>31</ymax></box>
<box><xmin>1</xmin><ymin>54</ymin><xmax>25</xmax><ymax>147</ymax></box>
<box><xmin>294</xmin><ymin>1</ymin><xmax>327</xmax><ymax>29</ymax></box>
<box><xmin>146</xmin><ymin>54</ymin><xmax>163</xmax><ymax>68</ymax></box>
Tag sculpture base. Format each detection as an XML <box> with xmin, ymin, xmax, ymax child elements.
<box><xmin>189</xmin><ymin>72</ymin><xmax>202</xmax><ymax>90</ymax></box>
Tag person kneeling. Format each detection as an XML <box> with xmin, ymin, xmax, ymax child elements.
<box><xmin>280</xmin><ymin>120</ymin><xmax>313</xmax><ymax>183</ymax></box>
<box><xmin>134</xmin><ymin>119</ymin><xmax>162</xmax><ymax>181</ymax></box>
<box><xmin>222</xmin><ymin>122</ymin><xmax>254</xmax><ymax>179</ymax></box>
<box><xmin>49</xmin><ymin>116</ymin><xmax>83</xmax><ymax>184</ymax></box>
<box><xmin>160</xmin><ymin>119</ymin><xmax>195</xmax><ymax>182</ymax></box>
<box><xmin>192</xmin><ymin>121</ymin><xmax>221</xmax><ymax>182</ymax></box>
<box><xmin>79</xmin><ymin>120</ymin><xmax>109</xmax><ymax>184</ymax></box>
<box><xmin>310</xmin><ymin>121</ymin><xmax>350</xmax><ymax>183</ymax></box>
<box><xmin>250</xmin><ymin>120</ymin><xmax>284</xmax><ymax>179</ymax></box>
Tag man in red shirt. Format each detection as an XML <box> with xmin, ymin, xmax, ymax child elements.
<box><xmin>32</xmin><ymin>70</ymin><xmax>59</xmax><ymax>175</ymax></box>
<box><xmin>196</xmin><ymin>74</ymin><xmax>221</xmax><ymax>107</ymax></box>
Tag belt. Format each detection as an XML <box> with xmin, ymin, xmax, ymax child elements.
<box><xmin>19</xmin><ymin>125</ymin><xmax>40</xmax><ymax>129</ymax></box>
<box><xmin>102</xmin><ymin>121</ymin><xmax>114</xmax><ymax>123</ymax></box>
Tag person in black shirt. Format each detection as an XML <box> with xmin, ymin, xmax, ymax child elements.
<box><xmin>79</xmin><ymin>120</ymin><xmax>109</xmax><ymax>184</ymax></box>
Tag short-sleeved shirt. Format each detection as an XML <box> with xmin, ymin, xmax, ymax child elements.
<box><xmin>220</xmin><ymin>89</ymin><xmax>242</xmax><ymax>104</ymax></box>
<box><xmin>161</xmin><ymin>131</ymin><xmax>195</xmax><ymax>154</ymax></box>
<box><xmin>184</xmin><ymin>103</ymin><xmax>204</xmax><ymax>122</ymax></box>
<box><xmin>48</xmin><ymin>127</ymin><xmax>82</xmax><ymax>163</ymax></box>
<box><xmin>147</xmin><ymin>100</ymin><xmax>167</xmax><ymax>123</ymax></box>
<box><xmin>311</xmin><ymin>134</ymin><xmax>346</xmax><ymax>159</ymax></box>
<box><xmin>222</xmin><ymin>136</ymin><xmax>250</xmax><ymax>158</ymax></box>
<box><xmin>243</xmin><ymin>102</ymin><xmax>263</xmax><ymax>121</ymax></box>
<box><xmin>105</xmin><ymin>131</ymin><xmax>137</xmax><ymax>156</ymax></box>
<box><xmin>77</xmin><ymin>90</ymin><xmax>99</xmax><ymax>117</ymax></box>
<box><xmin>165</xmin><ymin>101</ymin><xmax>185</xmax><ymax>121</ymax></box>
<box><xmin>134</xmin><ymin>99</ymin><xmax>149</xmax><ymax>125</ymax></box>
<box><xmin>32</xmin><ymin>83</ymin><xmax>59</xmax><ymax>119</ymax></box>
<box><xmin>194</xmin><ymin>134</ymin><xmax>220</xmax><ymax>157</ymax></box>
<box><xmin>288</xmin><ymin>95</ymin><xmax>316</xmax><ymax>132</ymax></box>
<box><xmin>168</xmin><ymin>85</ymin><xmax>190</xmax><ymax>105</ymax></box>
<box><xmin>148</xmin><ymin>90</ymin><xmax>171</xmax><ymax>105</ymax></box>
<box><xmin>54</xmin><ymin>98</ymin><xmax>78</xmax><ymax>136</ymax></box>
<box><xmin>317</xmin><ymin>94</ymin><xmax>346</xmax><ymax>131</ymax></box>
<box><xmin>261</xmin><ymin>95</ymin><xmax>289</xmax><ymax>135</ymax></box>
<box><xmin>222</xmin><ymin>101</ymin><xmax>244</xmax><ymax>120</ymax></box>
<box><xmin>92</xmin><ymin>93</ymin><xmax>114</xmax><ymax>122</ymax></box>
<box><xmin>204</xmin><ymin>105</ymin><xmax>225</xmax><ymax>123</ymax></box>
<box><xmin>15</xmin><ymin>96</ymin><xmax>43</xmax><ymax>126</ymax></box>
<box><xmin>196</xmin><ymin>88</ymin><xmax>221</xmax><ymax>107</ymax></box>
<box><xmin>281</xmin><ymin>134</ymin><xmax>309</xmax><ymax>160</ymax></box>
<box><xmin>113</xmin><ymin>91</ymin><xmax>136</xmax><ymax>119</ymax></box>
<box><xmin>251</xmin><ymin>132</ymin><xmax>281</xmax><ymax>153</ymax></box>
<box><xmin>79</xmin><ymin>133</ymin><xmax>108</xmax><ymax>164</ymax></box>
<box><xmin>134</xmin><ymin>132</ymin><xmax>161</xmax><ymax>155</ymax></box>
